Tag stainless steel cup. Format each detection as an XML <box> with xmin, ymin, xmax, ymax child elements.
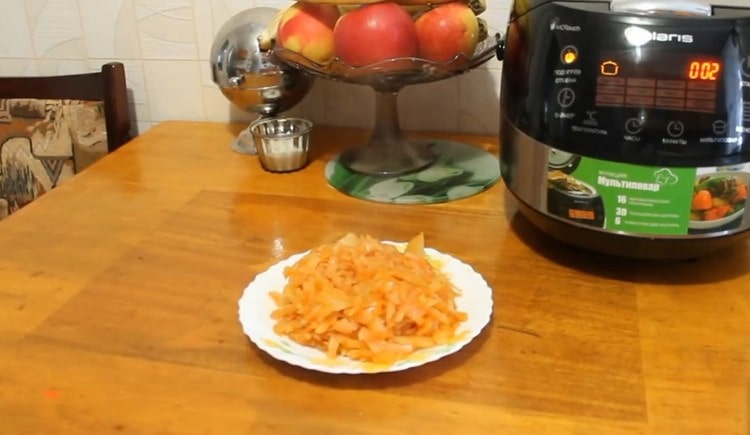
<box><xmin>250</xmin><ymin>117</ymin><xmax>313</xmax><ymax>172</ymax></box>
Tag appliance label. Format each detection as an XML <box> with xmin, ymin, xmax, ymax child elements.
<box><xmin>546</xmin><ymin>150</ymin><xmax>750</xmax><ymax>236</ymax></box>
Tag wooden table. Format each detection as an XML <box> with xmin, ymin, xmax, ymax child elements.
<box><xmin>0</xmin><ymin>121</ymin><xmax>748</xmax><ymax>434</ymax></box>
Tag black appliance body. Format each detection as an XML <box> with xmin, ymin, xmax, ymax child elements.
<box><xmin>499</xmin><ymin>0</ymin><xmax>750</xmax><ymax>258</ymax></box>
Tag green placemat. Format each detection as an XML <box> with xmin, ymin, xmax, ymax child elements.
<box><xmin>325</xmin><ymin>140</ymin><xmax>500</xmax><ymax>204</ymax></box>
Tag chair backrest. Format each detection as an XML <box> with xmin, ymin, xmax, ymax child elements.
<box><xmin>0</xmin><ymin>62</ymin><xmax>132</xmax><ymax>219</ymax></box>
<box><xmin>0</xmin><ymin>62</ymin><xmax>132</xmax><ymax>151</ymax></box>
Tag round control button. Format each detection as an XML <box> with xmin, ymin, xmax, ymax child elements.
<box><xmin>560</xmin><ymin>46</ymin><xmax>578</xmax><ymax>64</ymax></box>
<box><xmin>625</xmin><ymin>118</ymin><xmax>643</xmax><ymax>134</ymax></box>
<box><xmin>667</xmin><ymin>121</ymin><xmax>685</xmax><ymax>138</ymax></box>
<box><xmin>712</xmin><ymin>120</ymin><xmax>727</xmax><ymax>135</ymax></box>
<box><xmin>557</xmin><ymin>88</ymin><xmax>576</xmax><ymax>107</ymax></box>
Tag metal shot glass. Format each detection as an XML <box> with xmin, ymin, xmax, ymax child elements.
<box><xmin>250</xmin><ymin>117</ymin><xmax>313</xmax><ymax>172</ymax></box>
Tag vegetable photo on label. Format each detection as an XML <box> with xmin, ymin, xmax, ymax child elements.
<box><xmin>690</xmin><ymin>172</ymin><xmax>748</xmax><ymax>222</ymax></box>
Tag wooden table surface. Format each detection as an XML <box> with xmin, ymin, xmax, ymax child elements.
<box><xmin>0</xmin><ymin>121</ymin><xmax>748</xmax><ymax>434</ymax></box>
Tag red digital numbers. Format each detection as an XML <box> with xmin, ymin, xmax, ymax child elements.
<box><xmin>688</xmin><ymin>61</ymin><xmax>720</xmax><ymax>81</ymax></box>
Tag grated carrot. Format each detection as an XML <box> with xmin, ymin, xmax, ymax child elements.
<box><xmin>269</xmin><ymin>233</ymin><xmax>467</xmax><ymax>364</ymax></box>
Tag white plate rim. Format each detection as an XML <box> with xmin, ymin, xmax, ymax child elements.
<box><xmin>689</xmin><ymin>206</ymin><xmax>745</xmax><ymax>229</ymax></box>
<box><xmin>238</xmin><ymin>242</ymin><xmax>493</xmax><ymax>374</ymax></box>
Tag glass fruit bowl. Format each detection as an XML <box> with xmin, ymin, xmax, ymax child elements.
<box><xmin>272</xmin><ymin>32</ymin><xmax>501</xmax><ymax>175</ymax></box>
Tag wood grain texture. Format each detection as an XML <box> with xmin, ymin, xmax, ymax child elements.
<box><xmin>0</xmin><ymin>121</ymin><xmax>748</xmax><ymax>434</ymax></box>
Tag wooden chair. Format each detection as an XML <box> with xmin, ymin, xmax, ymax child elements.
<box><xmin>0</xmin><ymin>62</ymin><xmax>132</xmax><ymax>219</ymax></box>
<box><xmin>0</xmin><ymin>62</ymin><xmax>132</xmax><ymax>151</ymax></box>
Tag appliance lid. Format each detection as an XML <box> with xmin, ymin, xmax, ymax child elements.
<box><xmin>512</xmin><ymin>0</ymin><xmax>749</xmax><ymax>20</ymax></box>
<box><xmin>610</xmin><ymin>0</ymin><xmax>711</xmax><ymax>16</ymax></box>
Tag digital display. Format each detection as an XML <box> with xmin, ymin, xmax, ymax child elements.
<box><xmin>687</xmin><ymin>61</ymin><xmax>721</xmax><ymax>81</ymax></box>
<box><xmin>595</xmin><ymin>52</ymin><xmax>722</xmax><ymax>113</ymax></box>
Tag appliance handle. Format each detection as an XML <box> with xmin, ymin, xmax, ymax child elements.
<box><xmin>495</xmin><ymin>32</ymin><xmax>505</xmax><ymax>61</ymax></box>
<box><xmin>609</xmin><ymin>0</ymin><xmax>712</xmax><ymax>16</ymax></box>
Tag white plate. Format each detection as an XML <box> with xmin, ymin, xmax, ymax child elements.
<box><xmin>689</xmin><ymin>207</ymin><xmax>745</xmax><ymax>230</ymax></box>
<box><xmin>238</xmin><ymin>243</ymin><xmax>493</xmax><ymax>374</ymax></box>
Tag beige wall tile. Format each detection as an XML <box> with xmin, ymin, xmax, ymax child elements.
<box><xmin>0</xmin><ymin>1</ymin><xmax>34</xmax><ymax>58</ymax></box>
<box><xmin>120</xmin><ymin>61</ymin><xmax>148</xmax><ymax>107</ymax></box>
<box><xmin>320</xmin><ymin>81</ymin><xmax>374</xmax><ymax>128</ymax></box>
<box><xmin>36</xmin><ymin>59</ymin><xmax>92</xmax><ymax>75</ymax></box>
<box><xmin>143</xmin><ymin>60</ymin><xmax>205</xmax><ymax>121</ymax></box>
<box><xmin>117</xmin><ymin>61</ymin><xmax>151</xmax><ymax>130</ymax></box>
<box><xmin>401</xmin><ymin>79</ymin><xmax>459</xmax><ymax>132</ymax></box>
<box><xmin>458</xmin><ymin>66</ymin><xmax>502</xmax><ymax>135</ymax></box>
<box><xmin>27</xmin><ymin>0</ymin><xmax>86</xmax><ymax>59</ymax></box>
<box><xmin>135</xmin><ymin>0</ymin><xmax>198</xmax><ymax>59</ymax></box>
<box><xmin>0</xmin><ymin>59</ymin><xmax>38</xmax><ymax>76</ymax></box>
<box><xmin>80</xmin><ymin>0</ymin><xmax>141</xmax><ymax>59</ymax></box>
<box><xmin>136</xmin><ymin>121</ymin><xmax>156</xmax><ymax>135</ymax></box>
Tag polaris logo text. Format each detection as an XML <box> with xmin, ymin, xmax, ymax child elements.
<box><xmin>651</xmin><ymin>32</ymin><xmax>693</xmax><ymax>43</ymax></box>
<box><xmin>624</xmin><ymin>26</ymin><xmax>694</xmax><ymax>46</ymax></box>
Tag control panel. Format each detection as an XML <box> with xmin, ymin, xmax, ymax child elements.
<box><xmin>501</xmin><ymin>1</ymin><xmax>750</xmax><ymax>167</ymax></box>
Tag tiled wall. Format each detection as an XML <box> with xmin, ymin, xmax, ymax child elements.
<box><xmin>0</xmin><ymin>0</ymin><xmax>510</xmax><ymax>137</ymax></box>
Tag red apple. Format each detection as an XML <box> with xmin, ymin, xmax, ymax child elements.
<box><xmin>415</xmin><ymin>2</ymin><xmax>479</xmax><ymax>63</ymax></box>
<box><xmin>277</xmin><ymin>2</ymin><xmax>340</xmax><ymax>64</ymax></box>
<box><xmin>333</xmin><ymin>2</ymin><xmax>419</xmax><ymax>67</ymax></box>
